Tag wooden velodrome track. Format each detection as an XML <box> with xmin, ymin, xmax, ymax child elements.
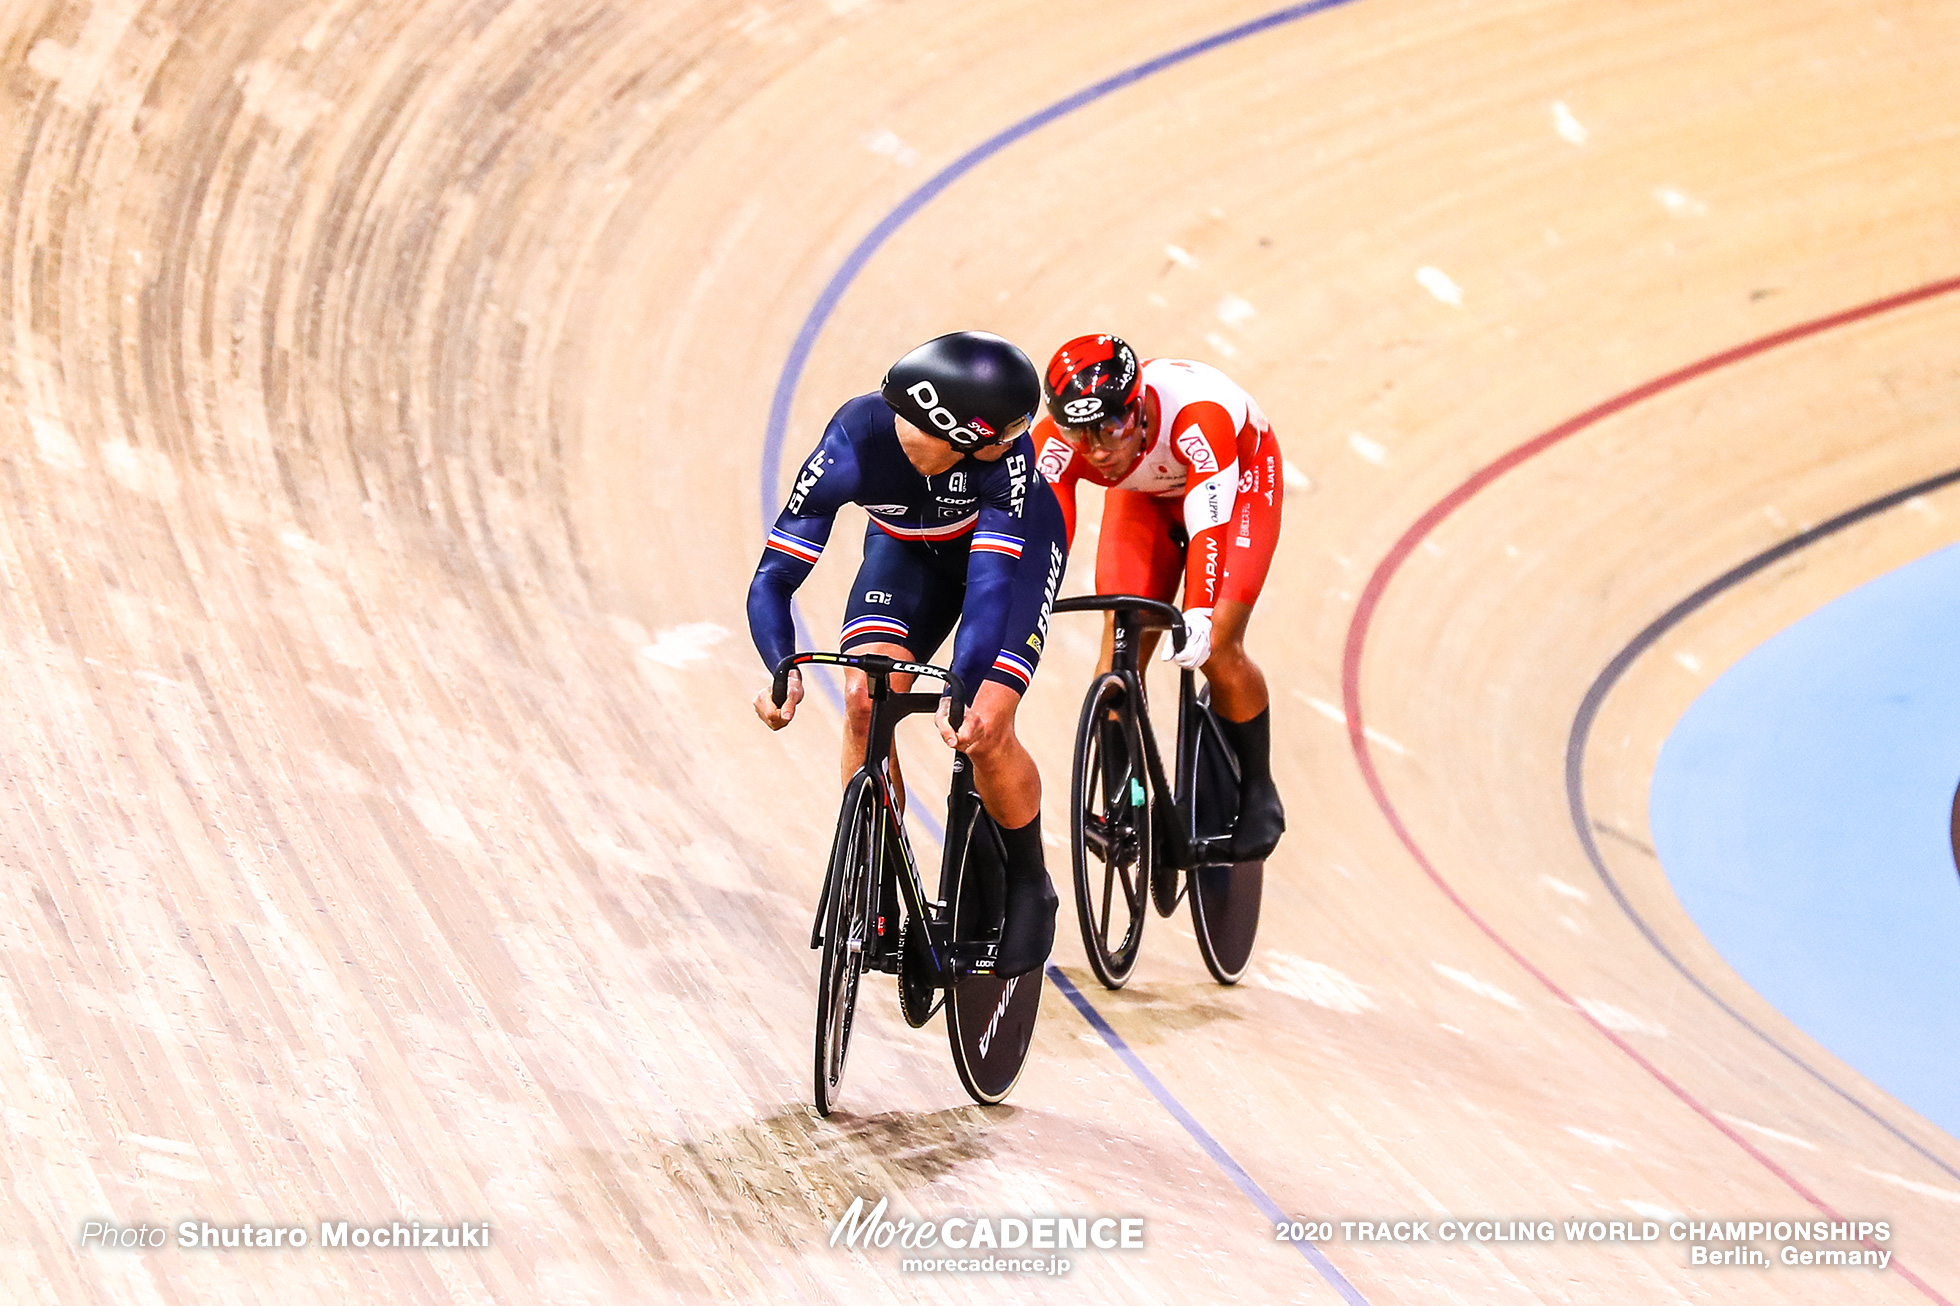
<box><xmin>5</xmin><ymin>0</ymin><xmax>1959</xmax><ymax>1301</ymax></box>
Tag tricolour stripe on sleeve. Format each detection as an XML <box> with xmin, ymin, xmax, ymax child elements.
<box><xmin>970</xmin><ymin>531</ymin><xmax>1025</xmax><ymax>559</ymax></box>
<box><xmin>991</xmin><ymin>649</ymin><xmax>1035</xmax><ymax>688</ymax></box>
<box><xmin>766</xmin><ymin>528</ymin><xmax>824</xmax><ymax>563</ymax></box>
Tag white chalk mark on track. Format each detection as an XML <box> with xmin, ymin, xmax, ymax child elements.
<box><xmin>639</xmin><ymin>623</ymin><xmax>732</xmax><ymax>668</ymax></box>
<box><xmin>1551</xmin><ymin>100</ymin><xmax>1589</xmax><ymax>144</ymax></box>
<box><xmin>1716</xmin><ymin>1114</ymin><xmax>1819</xmax><ymax>1151</ymax></box>
<box><xmin>1252</xmin><ymin>953</ymin><xmax>1376</xmax><ymax>1012</ymax></box>
<box><xmin>1296</xmin><ymin>691</ymin><xmax>1407</xmax><ymax>755</ymax></box>
<box><xmin>1433</xmin><ymin>963</ymin><xmax>1524</xmax><ymax>1010</ymax></box>
<box><xmin>1415</xmin><ymin>265</ymin><xmax>1464</xmax><ymax>305</ymax></box>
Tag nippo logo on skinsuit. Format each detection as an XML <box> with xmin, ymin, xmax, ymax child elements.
<box><xmin>1061</xmin><ymin>396</ymin><xmax>1104</xmax><ymax>422</ymax></box>
<box><xmin>1174</xmin><ymin>428</ymin><xmax>1218</xmax><ymax>474</ymax></box>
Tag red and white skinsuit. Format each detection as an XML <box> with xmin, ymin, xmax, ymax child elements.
<box><xmin>1032</xmin><ymin>357</ymin><xmax>1283</xmax><ymax>618</ymax></box>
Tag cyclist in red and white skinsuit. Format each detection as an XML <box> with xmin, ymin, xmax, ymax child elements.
<box><xmin>1034</xmin><ymin>334</ymin><xmax>1285</xmax><ymax>860</ymax></box>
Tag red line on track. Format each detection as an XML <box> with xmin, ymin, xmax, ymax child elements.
<box><xmin>1341</xmin><ymin>274</ymin><xmax>1960</xmax><ymax>1306</ymax></box>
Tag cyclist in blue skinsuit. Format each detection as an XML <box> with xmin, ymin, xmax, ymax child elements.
<box><xmin>749</xmin><ymin>332</ymin><xmax>1067</xmax><ymax>978</ymax></box>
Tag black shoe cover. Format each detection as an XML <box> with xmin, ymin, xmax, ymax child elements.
<box><xmin>996</xmin><ymin>816</ymin><xmax>1058</xmax><ymax>978</ymax></box>
<box><xmin>1216</xmin><ymin>708</ymin><xmax>1285</xmax><ymax>862</ymax></box>
<box><xmin>997</xmin><ymin>869</ymin><xmax>1058</xmax><ymax>978</ymax></box>
<box><xmin>1230</xmin><ymin>779</ymin><xmax>1285</xmax><ymax>862</ymax></box>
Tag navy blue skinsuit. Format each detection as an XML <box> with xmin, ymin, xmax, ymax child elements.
<box><xmin>748</xmin><ymin>393</ymin><xmax>1068</xmax><ymax>701</ymax></box>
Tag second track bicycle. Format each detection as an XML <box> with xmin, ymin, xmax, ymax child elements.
<box><xmin>1053</xmin><ymin>595</ymin><xmax>1266</xmax><ymax>988</ymax></box>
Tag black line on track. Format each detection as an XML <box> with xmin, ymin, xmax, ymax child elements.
<box><xmin>1565</xmin><ymin>466</ymin><xmax>1960</xmax><ymax>1183</ymax></box>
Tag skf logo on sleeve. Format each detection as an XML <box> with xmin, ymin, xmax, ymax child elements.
<box><xmin>1006</xmin><ymin>453</ymin><xmax>1028</xmax><ymax>517</ymax></box>
<box><xmin>1036</xmin><ymin>436</ymin><xmax>1072</xmax><ymax>482</ymax></box>
<box><xmin>787</xmin><ymin>449</ymin><xmax>829</xmax><ymax>513</ymax></box>
<box><xmin>1174</xmin><ymin>429</ymin><xmax>1218</xmax><ymax>475</ymax></box>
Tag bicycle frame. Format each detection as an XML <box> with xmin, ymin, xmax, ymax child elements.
<box><xmin>772</xmin><ymin>651</ymin><xmax>1004</xmax><ymax>979</ymax></box>
<box><xmin>1049</xmin><ymin>595</ymin><xmax>1234</xmax><ymax>869</ymax></box>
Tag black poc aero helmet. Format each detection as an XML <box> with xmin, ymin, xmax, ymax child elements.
<box><xmin>881</xmin><ymin>331</ymin><xmax>1041</xmax><ymax>453</ymax></box>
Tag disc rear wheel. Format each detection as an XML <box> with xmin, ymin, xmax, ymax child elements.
<box><xmin>944</xmin><ymin>808</ymin><xmax>1042</xmax><ymax>1104</ymax></box>
<box><xmin>1190</xmin><ymin>860</ymin><xmax>1263</xmax><ymax>984</ymax></box>
<box><xmin>1184</xmin><ymin>696</ymin><xmax>1264</xmax><ymax>984</ymax></box>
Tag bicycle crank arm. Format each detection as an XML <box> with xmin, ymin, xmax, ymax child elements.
<box><xmin>949</xmin><ymin>940</ymin><xmax>1001</xmax><ymax>976</ymax></box>
<box><xmin>1185</xmin><ymin>834</ymin><xmax>1237</xmax><ymax>867</ymax></box>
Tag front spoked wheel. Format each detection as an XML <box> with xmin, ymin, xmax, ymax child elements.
<box><xmin>1071</xmin><ymin>672</ymin><xmax>1152</xmax><ymax>989</ymax></box>
<box><xmin>815</xmin><ymin>775</ymin><xmax>880</xmax><ymax>1116</ymax></box>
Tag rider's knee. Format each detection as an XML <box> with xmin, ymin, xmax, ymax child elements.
<box><xmin>844</xmin><ymin>678</ymin><xmax>875</xmax><ymax>731</ymax></box>
<box><xmin>1204</xmin><ymin>637</ymin><xmax>1253</xmax><ymax>677</ymax></box>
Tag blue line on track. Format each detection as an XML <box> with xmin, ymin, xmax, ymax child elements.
<box><xmin>1047</xmin><ymin>966</ymin><xmax>1369</xmax><ymax>1302</ymax></box>
<box><xmin>757</xmin><ymin>0</ymin><xmax>1367</xmax><ymax>531</ymax></box>
<box><xmin>755</xmin><ymin>3</ymin><xmax>1373</xmax><ymax>1297</ymax></box>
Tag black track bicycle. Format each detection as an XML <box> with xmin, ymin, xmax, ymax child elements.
<box><xmin>773</xmin><ymin>651</ymin><xmax>1043</xmax><ymax>1116</ymax></box>
<box><xmin>1054</xmin><ymin>595</ymin><xmax>1265</xmax><ymax>988</ymax></box>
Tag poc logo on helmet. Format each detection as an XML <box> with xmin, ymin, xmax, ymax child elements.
<box><xmin>907</xmin><ymin>380</ymin><xmax>978</xmax><ymax>438</ymax></box>
<box><xmin>1062</xmin><ymin>396</ymin><xmax>1104</xmax><ymax>422</ymax></box>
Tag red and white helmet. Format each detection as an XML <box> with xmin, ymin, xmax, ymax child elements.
<box><xmin>1043</xmin><ymin>335</ymin><xmax>1141</xmax><ymax>429</ymax></box>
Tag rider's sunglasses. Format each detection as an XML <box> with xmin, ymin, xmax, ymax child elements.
<box><xmin>950</xmin><ymin>414</ymin><xmax>1031</xmax><ymax>453</ymax></box>
<box><xmin>1064</xmin><ymin>406</ymin><xmax>1137</xmax><ymax>452</ymax></box>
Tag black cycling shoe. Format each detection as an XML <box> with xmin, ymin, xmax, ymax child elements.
<box><xmin>1217</xmin><ymin>708</ymin><xmax>1285</xmax><ymax>862</ymax></box>
<box><xmin>995</xmin><ymin>816</ymin><xmax>1058</xmax><ymax>978</ymax></box>
<box><xmin>1230</xmin><ymin>778</ymin><xmax>1286</xmax><ymax>862</ymax></box>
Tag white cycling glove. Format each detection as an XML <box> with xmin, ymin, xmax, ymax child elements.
<box><xmin>1163</xmin><ymin>607</ymin><xmax>1213</xmax><ymax>670</ymax></box>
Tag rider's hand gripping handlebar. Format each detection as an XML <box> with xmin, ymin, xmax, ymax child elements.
<box><xmin>772</xmin><ymin>651</ymin><xmax>965</xmax><ymax>732</ymax></box>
